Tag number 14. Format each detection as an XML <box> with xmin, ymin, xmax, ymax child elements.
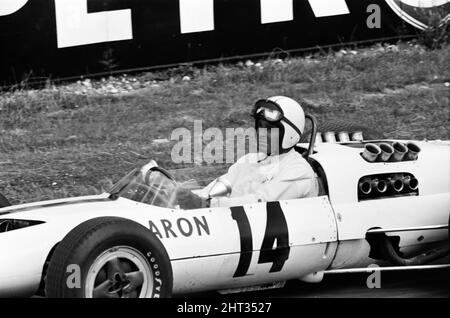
<box><xmin>230</xmin><ymin>201</ymin><xmax>290</xmax><ymax>278</ymax></box>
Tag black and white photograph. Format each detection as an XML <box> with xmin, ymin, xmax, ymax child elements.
<box><xmin>0</xmin><ymin>0</ymin><xmax>449</xmax><ymax>303</ymax></box>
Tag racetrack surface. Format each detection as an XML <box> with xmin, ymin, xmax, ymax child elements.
<box><xmin>188</xmin><ymin>268</ymin><xmax>450</xmax><ymax>298</ymax></box>
<box><xmin>31</xmin><ymin>267</ymin><xmax>449</xmax><ymax>298</ymax></box>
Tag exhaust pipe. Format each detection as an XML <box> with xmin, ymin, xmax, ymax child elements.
<box><xmin>390</xmin><ymin>142</ymin><xmax>408</xmax><ymax>162</ymax></box>
<box><xmin>404</xmin><ymin>142</ymin><xmax>421</xmax><ymax>161</ymax></box>
<box><xmin>389</xmin><ymin>176</ymin><xmax>404</xmax><ymax>193</ymax></box>
<box><xmin>351</xmin><ymin>131</ymin><xmax>364</xmax><ymax>141</ymax></box>
<box><xmin>323</xmin><ymin>132</ymin><xmax>337</xmax><ymax>143</ymax></box>
<box><xmin>377</xmin><ymin>234</ymin><xmax>450</xmax><ymax>266</ymax></box>
<box><xmin>359</xmin><ymin>178</ymin><xmax>373</xmax><ymax>195</ymax></box>
<box><xmin>404</xmin><ymin>176</ymin><xmax>419</xmax><ymax>191</ymax></box>
<box><xmin>378</xmin><ymin>143</ymin><xmax>394</xmax><ymax>162</ymax></box>
<box><xmin>337</xmin><ymin>132</ymin><xmax>350</xmax><ymax>142</ymax></box>
<box><xmin>372</xmin><ymin>179</ymin><xmax>388</xmax><ymax>194</ymax></box>
<box><xmin>362</xmin><ymin>143</ymin><xmax>381</xmax><ymax>162</ymax></box>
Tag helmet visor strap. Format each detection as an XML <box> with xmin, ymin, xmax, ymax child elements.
<box><xmin>282</xmin><ymin>116</ymin><xmax>302</xmax><ymax>138</ymax></box>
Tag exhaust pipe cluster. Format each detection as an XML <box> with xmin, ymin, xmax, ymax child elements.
<box><xmin>316</xmin><ymin>131</ymin><xmax>363</xmax><ymax>143</ymax></box>
<box><xmin>358</xmin><ymin>173</ymin><xmax>419</xmax><ymax>200</ymax></box>
<box><xmin>361</xmin><ymin>141</ymin><xmax>421</xmax><ymax>163</ymax></box>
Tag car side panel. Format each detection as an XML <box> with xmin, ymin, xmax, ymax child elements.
<box><xmin>0</xmin><ymin>195</ymin><xmax>338</xmax><ymax>296</ymax></box>
<box><xmin>332</xmin><ymin>193</ymin><xmax>450</xmax><ymax>245</ymax></box>
<box><xmin>312</xmin><ymin>141</ymin><xmax>450</xmax><ymax>248</ymax></box>
<box><xmin>166</xmin><ymin>196</ymin><xmax>338</xmax><ymax>293</ymax></box>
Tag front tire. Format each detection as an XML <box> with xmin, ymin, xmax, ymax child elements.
<box><xmin>45</xmin><ymin>217</ymin><xmax>173</xmax><ymax>298</ymax></box>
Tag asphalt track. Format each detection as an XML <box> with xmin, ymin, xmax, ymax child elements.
<box><xmin>190</xmin><ymin>267</ymin><xmax>450</xmax><ymax>298</ymax></box>
<box><xmin>31</xmin><ymin>259</ymin><xmax>450</xmax><ymax>298</ymax></box>
<box><xmin>31</xmin><ymin>267</ymin><xmax>449</xmax><ymax>298</ymax></box>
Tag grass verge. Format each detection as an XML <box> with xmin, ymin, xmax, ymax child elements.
<box><xmin>0</xmin><ymin>42</ymin><xmax>449</xmax><ymax>204</ymax></box>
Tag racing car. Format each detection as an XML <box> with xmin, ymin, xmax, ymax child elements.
<box><xmin>0</xmin><ymin>116</ymin><xmax>449</xmax><ymax>298</ymax></box>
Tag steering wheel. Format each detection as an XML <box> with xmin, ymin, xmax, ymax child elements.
<box><xmin>136</xmin><ymin>166</ymin><xmax>178</xmax><ymax>207</ymax></box>
<box><xmin>148</xmin><ymin>166</ymin><xmax>176</xmax><ymax>182</ymax></box>
<box><xmin>304</xmin><ymin>113</ymin><xmax>318</xmax><ymax>160</ymax></box>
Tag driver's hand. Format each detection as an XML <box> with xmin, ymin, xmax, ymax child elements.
<box><xmin>209</xmin><ymin>197</ymin><xmax>227</xmax><ymax>208</ymax></box>
<box><xmin>176</xmin><ymin>187</ymin><xmax>210</xmax><ymax>209</ymax></box>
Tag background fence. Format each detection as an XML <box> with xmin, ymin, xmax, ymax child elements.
<box><xmin>1</xmin><ymin>0</ymin><xmax>447</xmax><ymax>86</ymax></box>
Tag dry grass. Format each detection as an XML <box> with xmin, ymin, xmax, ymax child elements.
<box><xmin>0</xmin><ymin>42</ymin><xmax>449</xmax><ymax>204</ymax></box>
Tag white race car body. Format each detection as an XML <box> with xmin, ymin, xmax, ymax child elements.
<box><xmin>1</xmin><ymin>140</ymin><xmax>449</xmax><ymax>297</ymax></box>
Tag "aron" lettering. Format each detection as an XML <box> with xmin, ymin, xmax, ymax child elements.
<box><xmin>149</xmin><ymin>216</ymin><xmax>210</xmax><ymax>239</ymax></box>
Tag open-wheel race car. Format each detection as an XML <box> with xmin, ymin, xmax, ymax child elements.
<box><xmin>0</xmin><ymin>115</ymin><xmax>449</xmax><ymax>298</ymax></box>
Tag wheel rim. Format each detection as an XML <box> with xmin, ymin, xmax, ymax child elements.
<box><xmin>85</xmin><ymin>246</ymin><xmax>154</xmax><ymax>298</ymax></box>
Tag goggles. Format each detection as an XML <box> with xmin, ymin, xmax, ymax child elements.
<box><xmin>252</xmin><ymin>99</ymin><xmax>302</xmax><ymax>136</ymax></box>
<box><xmin>252</xmin><ymin>99</ymin><xmax>284</xmax><ymax>122</ymax></box>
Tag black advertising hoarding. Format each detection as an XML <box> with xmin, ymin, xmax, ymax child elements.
<box><xmin>0</xmin><ymin>0</ymin><xmax>448</xmax><ymax>86</ymax></box>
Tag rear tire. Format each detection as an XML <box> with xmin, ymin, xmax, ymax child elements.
<box><xmin>45</xmin><ymin>217</ymin><xmax>173</xmax><ymax>298</ymax></box>
<box><xmin>0</xmin><ymin>193</ymin><xmax>11</xmax><ymax>208</ymax></box>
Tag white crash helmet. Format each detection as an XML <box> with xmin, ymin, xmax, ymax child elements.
<box><xmin>252</xmin><ymin>96</ymin><xmax>306</xmax><ymax>150</ymax></box>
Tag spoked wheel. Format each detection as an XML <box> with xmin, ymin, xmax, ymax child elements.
<box><xmin>45</xmin><ymin>217</ymin><xmax>172</xmax><ymax>298</ymax></box>
<box><xmin>86</xmin><ymin>246</ymin><xmax>154</xmax><ymax>298</ymax></box>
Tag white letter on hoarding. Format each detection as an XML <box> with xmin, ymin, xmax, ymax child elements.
<box><xmin>308</xmin><ymin>0</ymin><xmax>350</xmax><ymax>17</ymax></box>
<box><xmin>0</xmin><ymin>0</ymin><xmax>28</xmax><ymax>16</ymax></box>
<box><xmin>179</xmin><ymin>0</ymin><xmax>214</xmax><ymax>34</ymax></box>
<box><xmin>54</xmin><ymin>0</ymin><xmax>133</xmax><ymax>48</ymax></box>
<box><xmin>260</xmin><ymin>0</ymin><xmax>293</xmax><ymax>24</ymax></box>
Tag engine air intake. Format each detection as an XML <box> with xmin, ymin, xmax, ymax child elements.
<box><xmin>316</xmin><ymin>131</ymin><xmax>364</xmax><ymax>143</ymax></box>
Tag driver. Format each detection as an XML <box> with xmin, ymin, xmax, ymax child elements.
<box><xmin>200</xmin><ymin>96</ymin><xmax>319</xmax><ymax>207</ymax></box>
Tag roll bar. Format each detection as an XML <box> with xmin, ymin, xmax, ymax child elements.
<box><xmin>304</xmin><ymin>113</ymin><xmax>318</xmax><ymax>160</ymax></box>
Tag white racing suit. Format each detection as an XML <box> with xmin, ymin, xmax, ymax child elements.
<box><xmin>201</xmin><ymin>148</ymin><xmax>319</xmax><ymax>207</ymax></box>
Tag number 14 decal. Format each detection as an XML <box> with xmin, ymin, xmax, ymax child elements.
<box><xmin>230</xmin><ymin>201</ymin><xmax>290</xmax><ymax>278</ymax></box>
